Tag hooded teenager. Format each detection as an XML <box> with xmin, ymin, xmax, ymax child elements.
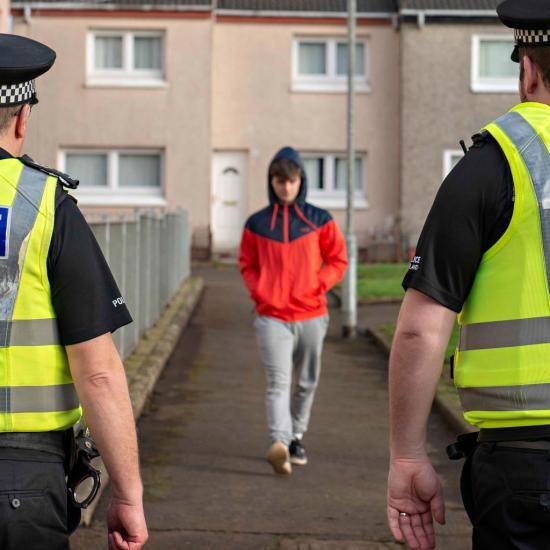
<box><xmin>239</xmin><ymin>147</ymin><xmax>348</xmax><ymax>475</ymax></box>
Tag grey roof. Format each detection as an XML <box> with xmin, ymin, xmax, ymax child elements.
<box><xmin>11</xmin><ymin>0</ymin><xmax>213</xmax><ymax>8</ymax></box>
<box><xmin>400</xmin><ymin>0</ymin><xmax>499</xmax><ymax>10</ymax></box>
<box><xmin>12</xmin><ymin>0</ymin><xmax>396</xmax><ymax>12</ymax></box>
<box><xmin>217</xmin><ymin>1</ymin><xmax>396</xmax><ymax>13</ymax></box>
<box><xmin>12</xmin><ymin>0</ymin><xmax>500</xmax><ymax>14</ymax></box>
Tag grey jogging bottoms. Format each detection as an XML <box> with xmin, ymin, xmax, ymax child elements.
<box><xmin>254</xmin><ymin>315</ymin><xmax>329</xmax><ymax>446</ymax></box>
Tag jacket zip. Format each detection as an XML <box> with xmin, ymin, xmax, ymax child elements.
<box><xmin>283</xmin><ymin>204</ymin><xmax>289</xmax><ymax>244</ymax></box>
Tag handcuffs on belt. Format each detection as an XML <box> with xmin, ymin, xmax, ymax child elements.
<box><xmin>67</xmin><ymin>428</ymin><xmax>101</xmax><ymax>509</ymax></box>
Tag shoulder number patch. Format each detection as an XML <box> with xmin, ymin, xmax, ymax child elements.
<box><xmin>0</xmin><ymin>206</ymin><xmax>12</xmax><ymax>259</ymax></box>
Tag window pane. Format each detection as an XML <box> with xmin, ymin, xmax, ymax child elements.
<box><xmin>134</xmin><ymin>36</ymin><xmax>162</xmax><ymax>70</ymax></box>
<box><xmin>337</xmin><ymin>43</ymin><xmax>365</xmax><ymax>75</ymax></box>
<box><xmin>66</xmin><ymin>154</ymin><xmax>108</xmax><ymax>187</ymax></box>
<box><xmin>298</xmin><ymin>42</ymin><xmax>327</xmax><ymax>75</ymax></box>
<box><xmin>479</xmin><ymin>40</ymin><xmax>517</xmax><ymax>78</ymax></box>
<box><xmin>303</xmin><ymin>158</ymin><xmax>324</xmax><ymax>190</ymax></box>
<box><xmin>335</xmin><ymin>158</ymin><xmax>363</xmax><ymax>191</ymax></box>
<box><xmin>94</xmin><ymin>36</ymin><xmax>123</xmax><ymax>70</ymax></box>
<box><xmin>119</xmin><ymin>154</ymin><xmax>161</xmax><ymax>187</ymax></box>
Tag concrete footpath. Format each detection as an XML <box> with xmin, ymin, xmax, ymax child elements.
<box><xmin>72</xmin><ymin>267</ymin><xmax>471</xmax><ymax>549</ymax></box>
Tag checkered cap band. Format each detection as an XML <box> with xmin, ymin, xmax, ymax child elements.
<box><xmin>515</xmin><ymin>28</ymin><xmax>550</xmax><ymax>45</ymax></box>
<box><xmin>0</xmin><ymin>79</ymin><xmax>35</xmax><ymax>106</ymax></box>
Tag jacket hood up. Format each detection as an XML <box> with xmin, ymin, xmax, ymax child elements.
<box><xmin>267</xmin><ymin>146</ymin><xmax>307</xmax><ymax>206</ymax></box>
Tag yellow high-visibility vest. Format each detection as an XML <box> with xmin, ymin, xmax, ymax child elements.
<box><xmin>0</xmin><ymin>159</ymin><xmax>81</xmax><ymax>432</ymax></box>
<box><xmin>455</xmin><ymin>102</ymin><xmax>550</xmax><ymax>429</ymax></box>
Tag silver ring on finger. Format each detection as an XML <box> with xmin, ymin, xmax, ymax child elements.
<box><xmin>399</xmin><ymin>512</ymin><xmax>410</xmax><ymax>519</ymax></box>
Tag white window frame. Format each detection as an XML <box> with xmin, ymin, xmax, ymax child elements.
<box><xmin>292</xmin><ymin>36</ymin><xmax>370</xmax><ymax>93</ymax></box>
<box><xmin>302</xmin><ymin>153</ymin><xmax>368</xmax><ymax>209</ymax></box>
<box><xmin>471</xmin><ymin>34</ymin><xmax>518</xmax><ymax>93</ymax></box>
<box><xmin>58</xmin><ymin>149</ymin><xmax>166</xmax><ymax>207</ymax></box>
<box><xmin>87</xmin><ymin>29</ymin><xmax>166</xmax><ymax>88</ymax></box>
<box><xmin>443</xmin><ymin>149</ymin><xmax>464</xmax><ymax>179</ymax></box>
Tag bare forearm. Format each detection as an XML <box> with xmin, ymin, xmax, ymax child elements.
<box><xmin>77</xmin><ymin>366</ymin><xmax>142</xmax><ymax>500</ymax></box>
<box><xmin>389</xmin><ymin>331</ymin><xmax>446</xmax><ymax>459</ymax></box>
<box><xmin>67</xmin><ymin>334</ymin><xmax>142</xmax><ymax>502</ymax></box>
<box><xmin>388</xmin><ymin>289</ymin><xmax>456</xmax><ymax>460</ymax></box>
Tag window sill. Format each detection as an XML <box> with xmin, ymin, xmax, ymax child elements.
<box><xmin>73</xmin><ymin>194</ymin><xmax>167</xmax><ymax>207</ymax></box>
<box><xmin>291</xmin><ymin>82</ymin><xmax>371</xmax><ymax>94</ymax></box>
<box><xmin>308</xmin><ymin>195</ymin><xmax>369</xmax><ymax>209</ymax></box>
<box><xmin>85</xmin><ymin>78</ymin><xmax>168</xmax><ymax>89</ymax></box>
<box><xmin>470</xmin><ymin>81</ymin><xmax>517</xmax><ymax>93</ymax></box>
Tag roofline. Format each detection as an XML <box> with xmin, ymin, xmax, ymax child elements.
<box><xmin>9</xmin><ymin>4</ymin><xmax>501</xmax><ymax>17</ymax></box>
<box><xmin>11</xmin><ymin>2</ymin><xmax>213</xmax><ymax>10</ymax></box>
<box><xmin>400</xmin><ymin>9</ymin><xmax>497</xmax><ymax>18</ymax></box>
<box><xmin>12</xmin><ymin>3</ymin><xmax>394</xmax><ymax>17</ymax></box>
<box><xmin>215</xmin><ymin>9</ymin><xmax>395</xmax><ymax>19</ymax></box>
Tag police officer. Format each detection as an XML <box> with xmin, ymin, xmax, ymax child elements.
<box><xmin>0</xmin><ymin>35</ymin><xmax>148</xmax><ymax>549</ymax></box>
<box><xmin>387</xmin><ymin>1</ymin><xmax>550</xmax><ymax>548</ymax></box>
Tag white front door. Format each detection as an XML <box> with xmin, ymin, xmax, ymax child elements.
<box><xmin>211</xmin><ymin>152</ymin><xmax>247</xmax><ymax>253</ymax></box>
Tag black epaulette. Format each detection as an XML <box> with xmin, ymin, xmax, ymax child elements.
<box><xmin>19</xmin><ymin>154</ymin><xmax>79</xmax><ymax>189</ymax></box>
<box><xmin>55</xmin><ymin>186</ymin><xmax>77</xmax><ymax>209</ymax></box>
<box><xmin>470</xmin><ymin>130</ymin><xmax>491</xmax><ymax>149</ymax></box>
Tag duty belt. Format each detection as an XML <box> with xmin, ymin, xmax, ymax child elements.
<box><xmin>0</xmin><ymin>430</ymin><xmax>68</xmax><ymax>458</ymax></box>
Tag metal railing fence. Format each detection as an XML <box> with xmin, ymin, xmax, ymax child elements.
<box><xmin>89</xmin><ymin>209</ymin><xmax>190</xmax><ymax>360</ymax></box>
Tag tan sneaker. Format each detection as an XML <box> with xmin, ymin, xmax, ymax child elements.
<box><xmin>266</xmin><ymin>441</ymin><xmax>292</xmax><ymax>475</ymax></box>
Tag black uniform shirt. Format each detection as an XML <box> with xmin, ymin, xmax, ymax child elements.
<box><xmin>0</xmin><ymin>148</ymin><xmax>132</xmax><ymax>345</ymax></box>
<box><xmin>403</xmin><ymin>133</ymin><xmax>514</xmax><ymax>312</ymax></box>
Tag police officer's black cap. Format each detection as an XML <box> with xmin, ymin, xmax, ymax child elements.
<box><xmin>0</xmin><ymin>34</ymin><xmax>56</xmax><ymax>107</ymax></box>
<box><xmin>498</xmin><ymin>0</ymin><xmax>550</xmax><ymax>62</ymax></box>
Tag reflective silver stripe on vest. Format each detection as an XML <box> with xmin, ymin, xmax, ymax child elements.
<box><xmin>459</xmin><ymin>316</ymin><xmax>550</xmax><ymax>351</ymax></box>
<box><xmin>0</xmin><ymin>384</ymin><xmax>79</xmax><ymax>413</ymax></box>
<box><xmin>8</xmin><ymin>318</ymin><xmax>60</xmax><ymax>347</ymax></box>
<box><xmin>459</xmin><ymin>383</ymin><xmax>550</xmax><ymax>412</ymax></box>
<box><xmin>495</xmin><ymin>111</ymin><xmax>550</xmax><ymax>288</ymax></box>
<box><xmin>0</xmin><ymin>166</ymin><xmax>51</xmax><ymax>346</ymax></box>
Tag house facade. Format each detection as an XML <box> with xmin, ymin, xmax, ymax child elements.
<box><xmin>10</xmin><ymin>0</ymin><xmax>400</xmax><ymax>259</ymax></box>
<box><xmin>11</xmin><ymin>1</ymin><xmax>215</xmax><ymax>256</ymax></box>
<box><xmin>8</xmin><ymin>0</ymin><xmax>524</xmax><ymax>259</ymax></box>
<box><xmin>212</xmin><ymin>3</ymin><xmax>400</xmax><ymax>255</ymax></box>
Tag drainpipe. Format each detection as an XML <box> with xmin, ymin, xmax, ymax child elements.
<box><xmin>23</xmin><ymin>4</ymin><xmax>32</xmax><ymax>24</ymax></box>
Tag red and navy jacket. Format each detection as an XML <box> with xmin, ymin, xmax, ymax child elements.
<box><xmin>239</xmin><ymin>147</ymin><xmax>348</xmax><ymax>322</ymax></box>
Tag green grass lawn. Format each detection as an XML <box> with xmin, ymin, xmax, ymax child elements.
<box><xmin>380</xmin><ymin>322</ymin><xmax>460</xmax><ymax>362</ymax></box>
<box><xmin>356</xmin><ymin>263</ymin><xmax>408</xmax><ymax>300</ymax></box>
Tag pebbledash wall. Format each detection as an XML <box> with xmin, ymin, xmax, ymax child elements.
<box><xmin>399</xmin><ymin>6</ymin><xmax>518</xmax><ymax>251</ymax></box>
<box><xmin>0</xmin><ymin>0</ymin><xmax>9</xmax><ymax>32</ymax></box>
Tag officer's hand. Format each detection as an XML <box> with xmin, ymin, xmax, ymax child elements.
<box><xmin>387</xmin><ymin>457</ymin><xmax>445</xmax><ymax>550</ymax></box>
<box><xmin>107</xmin><ymin>496</ymin><xmax>148</xmax><ymax>550</ymax></box>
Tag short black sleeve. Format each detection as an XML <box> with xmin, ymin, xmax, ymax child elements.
<box><xmin>402</xmin><ymin>136</ymin><xmax>514</xmax><ymax>312</ymax></box>
<box><xmin>47</xmin><ymin>188</ymin><xmax>132</xmax><ymax>345</ymax></box>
